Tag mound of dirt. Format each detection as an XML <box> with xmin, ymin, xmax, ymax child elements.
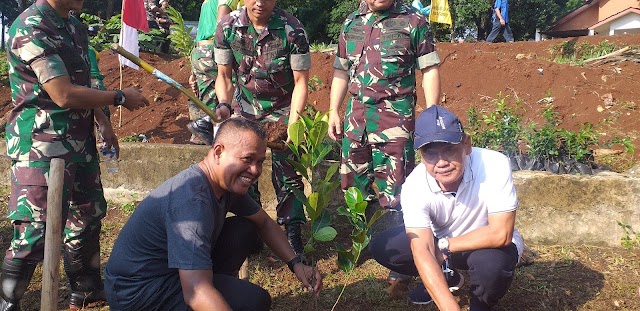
<box><xmin>1</xmin><ymin>35</ymin><xmax>639</xmax><ymax>156</ymax></box>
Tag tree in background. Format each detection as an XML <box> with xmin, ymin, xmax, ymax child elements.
<box><xmin>440</xmin><ymin>0</ymin><xmax>586</xmax><ymax>42</ymax></box>
<box><xmin>278</xmin><ymin>0</ymin><xmax>340</xmax><ymax>43</ymax></box>
<box><xmin>1</xmin><ymin>0</ymin><xmax>33</xmax><ymax>50</ymax></box>
<box><xmin>508</xmin><ymin>0</ymin><xmax>584</xmax><ymax>41</ymax></box>
<box><xmin>0</xmin><ymin>0</ymin><xmax>592</xmax><ymax>51</ymax></box>
<box><xmin>327</xmin><ymin>0</ymin><xmax>361</xmax><ymax>42</ymax></box>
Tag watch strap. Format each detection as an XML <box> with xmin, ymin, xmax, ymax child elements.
<box><xmin>438</xmin><ymin>238</ymin><xmax>451</xmax><ymax>256</ymax></box>
<box><xmin>113</xmin><ymin>90</ymin><xmax>125</xmax><ymax>106</ymax></box>
<box><xmin>286</xmin><ymin>254</ymin><xmax>304</xmax><ymax>272</ymax></box>
<box><xmin>215</xmin><ymin>102</ymin><xmax>232</xmax><ymax>112</ymax></box>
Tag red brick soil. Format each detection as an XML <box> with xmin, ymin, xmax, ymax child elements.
<box><xmin>1</xmin><ymin>35</ymin><xmax>639</xmax><ymax>155</ymax></box>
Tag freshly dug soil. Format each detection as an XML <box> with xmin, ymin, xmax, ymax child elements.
<box><xmin>1</xmin><ymin>35</ymin><xmax>640</xmax><ymax>160</ymax></box>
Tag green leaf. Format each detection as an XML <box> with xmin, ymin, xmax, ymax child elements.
<box><xmin>313</xmin><ymin>226</ymin><xmax>337</xmax><ymax>242</ymax></box>
<box><xmin>301</xmin><ymin>114</ymin><xmax>313</xmax><ymax>130</ymax></box>
<box><xmin>353</xmin><ymin>201</ymin><xmax>367</xmax><ymax>215</ymax></box>
<box><xmin>309</xmin><ymin>121</ymin><xmax>329</xmax><ymax>148</ymax></box>
<box><xmin>312</xmin><ymin>144</ymin><xmax>332</xmax><ymax>166</ymax></box>
<box><xmin>324</xmin><ymin>162</ymin><xmax>340</xmax><ymax>183</ymax></box>
<box><xmin>285</xmin><ymin>158</ymin><xmax>309</xmax><ymax>180</ymax></box>
<box><xmin>367</xmin><ymin>209</ymin><xmax>388</xmax><ymax>228</ymax></box>
<box><xmin>353</xmin><ymin>239</ymin><xmax>369</xmax><ymax>253</ymax></box>
<box><xmin>336</xmin><ymin>206</ymin><xmax>352</xmax><ymax>218</ymax></box>
<box><xmin>315</xmin><ymin>192</ymin><xmax>328</xmax><ymax>216</ymax></box>
<box><xmin>312</xmin><ymin>210</ymin><xmax>331</xmax><ymax>232</ymax></box>
<box><xmin>304</xmin><ymin>240</ymin><xmax>315</xmax><ymax>255</ymax></box>
<box><xmin>290</xmin><ymin>187</ymin><xmax>310</xmax><ymax>214</ymax></box>
<box><xmin>307</xmin><ymin>192</ymin><xmax>319</xmax><ymax>219</ymax></box>
<box><xmin>285</xmin><ymin>141</ymin><xmax>300</xmax><ymax>159</ymax></box>
<box><xmin>301</xmin><ymin>153</ymin><xmax>312</xmax><ymax>169</ymax></box>
<box><xmin>336</xmin><ymin>244</ymin><xmax>354</xmax><ymax>273</ymax></box>
<box><xmin>322</xmin><ymin>180</ymin><xmax>340</xmax><ymax>197</ymax></box>
<box><xmin>288</xmin><ymin>121</ymin><xmax>304</xmax><ymax>147</ymax></box>
<box><xmin>345</xmin><ymin>187</ymin><xmax>363</xmax><ymax>210</ymax></box>
<box><xmin>352</xmin><ymin>230</ymin><xmax>367</xmax><ymax>244</ymax></box>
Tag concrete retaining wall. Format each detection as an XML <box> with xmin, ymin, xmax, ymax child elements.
<box><xmin>1</xmin><ymin>141</ymin><xmax>638</xmax><ymax>246</ymax></box>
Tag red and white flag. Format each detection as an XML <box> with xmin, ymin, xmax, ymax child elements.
<box><xmin>119</xmin><ymin>0</ymin><xmax>149</xmax><ymax>69</ymax></box>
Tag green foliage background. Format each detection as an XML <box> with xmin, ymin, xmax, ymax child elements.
<box><xmin>2</xmin><ymin>0</ymin><xmax>589</xmax><ymax>48</ymax></box>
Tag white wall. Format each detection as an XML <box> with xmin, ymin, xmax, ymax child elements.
<box><xmin>608</xmin><ymin>12</ymin><xmax>640</xmax><ymax>35</ymax></box>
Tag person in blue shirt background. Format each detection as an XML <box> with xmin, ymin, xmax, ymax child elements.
<box><xmin>486</xmin><ymin>0</ymin><xmax>514</xmax><ymax>42</ymax></box>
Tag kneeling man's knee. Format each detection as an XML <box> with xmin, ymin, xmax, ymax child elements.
<box><xmin>467</xmin><ymin>247</ymin><xmax>518</xmax><ymax>307</ymax></box>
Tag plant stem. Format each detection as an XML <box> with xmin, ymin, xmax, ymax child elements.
<box><xmin>330</xmin><ymin>251</ymin><xmax>360</xmax><ymax>311</ymax></box>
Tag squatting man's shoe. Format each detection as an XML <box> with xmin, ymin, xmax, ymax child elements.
<box><xmin>408</xmin><ymin>266</ymin><xmax>464</xmax><ymax>305</ymax></box>
<box><xmin>187</xmin><ymin>116</ymin><xmax>214</xmax><ymax>146</ymax></box>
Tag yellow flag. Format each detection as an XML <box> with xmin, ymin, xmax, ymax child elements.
<box><xmin>429</xmin><ymin>0</ymin><xmax>452</xmax><ymax>26</ymax></box>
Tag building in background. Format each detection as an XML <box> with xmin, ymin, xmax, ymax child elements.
<box><xmin>538</xmin><ymin>0</ymin><xmax>640</xmax><ymax>39</ymax></box>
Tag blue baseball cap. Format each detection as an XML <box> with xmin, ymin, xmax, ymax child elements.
<box><xmin>414</xmin><ymin>105</ymin><xmax>464</xmax><ymax>150</ymax></box>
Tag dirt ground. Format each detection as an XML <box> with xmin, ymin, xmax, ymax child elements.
<box><xmin>0</xmin><ymin>189</ymin><xmax>638</xmax><ymax>311</ymax></box>
<box><xmin>3</xmin><ymin>35</ymin><xmax>639</xmax><ymax>155</ymax></box>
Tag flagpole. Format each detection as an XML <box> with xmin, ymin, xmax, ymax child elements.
<box><xmin>119</xmin><ymin>65</ymin><xmax>123</xmax><ymax>128</ymax></box>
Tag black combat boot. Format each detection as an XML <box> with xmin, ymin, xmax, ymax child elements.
<box><xmin>187</xmin><ymin>116</ymin><xmax>214</xmax><ymax>146</ymax></box>
<box><xmin>0</xmin><ymin>258</ymin><xmax>38</xmax><ymax>311</ymax></box>
<box><xmin>64</xmin><ymin>233</ymin><xmax>106</xmax><ymax>310</ymax></box>
<box><xmin>285</xmin><ymin>224</ymin><xmax>309</xmax><ymax>264</ymax></box>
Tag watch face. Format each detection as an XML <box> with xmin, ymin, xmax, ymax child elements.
<box><xmin>438</xmin><ymin>238</ymin><xmax>448</xmax><ymax>249</ymax></box>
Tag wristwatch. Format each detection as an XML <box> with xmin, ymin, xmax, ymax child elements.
<box><xmin>438</xmin><ymin>238</ymin><xmax>451</xmax><ymax>256</ymax></box>
<box><xmin>113</xmin><ymin>90</ymin><xmax>126</xmax><ymax>106</ymax></box>
<box><xmin>286</xmin><ymin>254</ymin><xmax>304</xmax><ymax>272</ymax></box>
<box><xmin>215</xmin><ymin>102</ymin><xmax>232</xmax><ymax>113</ymax></box>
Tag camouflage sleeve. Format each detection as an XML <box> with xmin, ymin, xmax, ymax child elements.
<box><xmin>332</xmin><ymin>19</ymin><xmax>349</xmax><ymax>71</ymax></box>
<box><xmin>412</xmin><ymin>16</ymin><xmax>440</xmax><ymax>69</ymax></box>
<box><xmin>145</xmin><ymin>0</ymin><xmax>157</xmax><ymax>10</ymax></box>
<box><xmin>11</xmin><ymin>26</ymin><xmax>69</xmax><ymax>84</ymax></box>
<box><xmin>213</xmin><ymin>15</ymin><xmax>234</xmax><ymax>65</ymax></box>
<box><xmin>286</xmin><ymin>17</ymin><xmax>310</xmax><ymax>71</ymax></box>
<box><xmin>30</xmin><ymin>55</ymin><xmax>69</xmax><ymax>85</ymax></box>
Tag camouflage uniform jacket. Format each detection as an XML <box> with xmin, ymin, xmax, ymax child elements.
<box><xmin>144</xmin><ymin>0</ymin><xmax>159</xmax><ymax>23</ymax></box>
<box><xmin>214</xmin><ymin>7</ymin><xmax>311</xmax><ymax>122</ymax></box>
<box><xmin>333</xmin><ymin>0</ymin><xmax>440</xmax><ymax>142</ymax></box>
<box><xmin>5</xmin><ymin>0</ymin><xmax>96</xmax><ymax>163</ymax></box>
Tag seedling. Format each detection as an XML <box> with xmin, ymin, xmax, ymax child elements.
<box><xmin>286</xmin><ymin>112</ymin><xmax>340</xmax><ymax>260</ymax></box>
<box><xmin>332</xmin><ymin>187</ymin><xmax>386</xmax><ymax>310</ymax></box>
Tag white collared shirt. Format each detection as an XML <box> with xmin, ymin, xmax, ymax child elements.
<box><xmin>402</xmin><ymin>147</ymin><xmax>524</xmax><ymax>257</ymax></box>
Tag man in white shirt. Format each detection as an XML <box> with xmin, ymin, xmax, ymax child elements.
<box><xmin>371</xmin><ymin>105</ymin><xmax>523</xmax><ymax>310</ymax></box>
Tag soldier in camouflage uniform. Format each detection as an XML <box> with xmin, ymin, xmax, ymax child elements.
<box><xmin>327</xmin><ymin>0</ymin><xmax>441</xmax><ymax>281</ymax></box>
<box><xmin>328</xmin><ymin>0</ymin><xmax>441</xmax><ymax>211</ymax></box>
<box><xmin>213</xmin><ymin>0</ymin><xmax>311</xmax><ymax>256</ymax></box>
<box><xmin>2</xmin><ymin>0</ymin><xmax>149</xmax><ymax>309</ymax></box>
<box><xmin>188</xmin><ymin>0</ymin><xmax>244</xmax><ymax>145</ymax></box>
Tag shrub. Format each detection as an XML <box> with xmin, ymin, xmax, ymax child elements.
<box><xmin>467</xmin><ymin>94</ymin><xmax>524</xmax><ymax>156</ymax></box>
<box><xmin>524</xmin><ymin>104</ymin><xmax>562</xmax><ymax>161</ymax></box>
<box><xmin>166</xmin><ymin>6</ymin><xmax>195</xmax><ymax>58</ymax></box>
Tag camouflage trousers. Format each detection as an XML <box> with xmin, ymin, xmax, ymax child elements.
<box><xmin>340</xmin><ymin>136</ymin><xmax>415</xmax><ymax>210</ymax></box>
<box><xmin>190</xmin><ymin>41</ymin><xmax>218</xmax><ymax>120</ymax></box>
<box><xmin>247</xmin><ymin>133</ymin><xmax>305</xmax><ymax>225</ymax></box>
<box><xmin>6</xmin><ymin>160</ymin><xmax>107</xmax><ymax>261</ymax></box>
